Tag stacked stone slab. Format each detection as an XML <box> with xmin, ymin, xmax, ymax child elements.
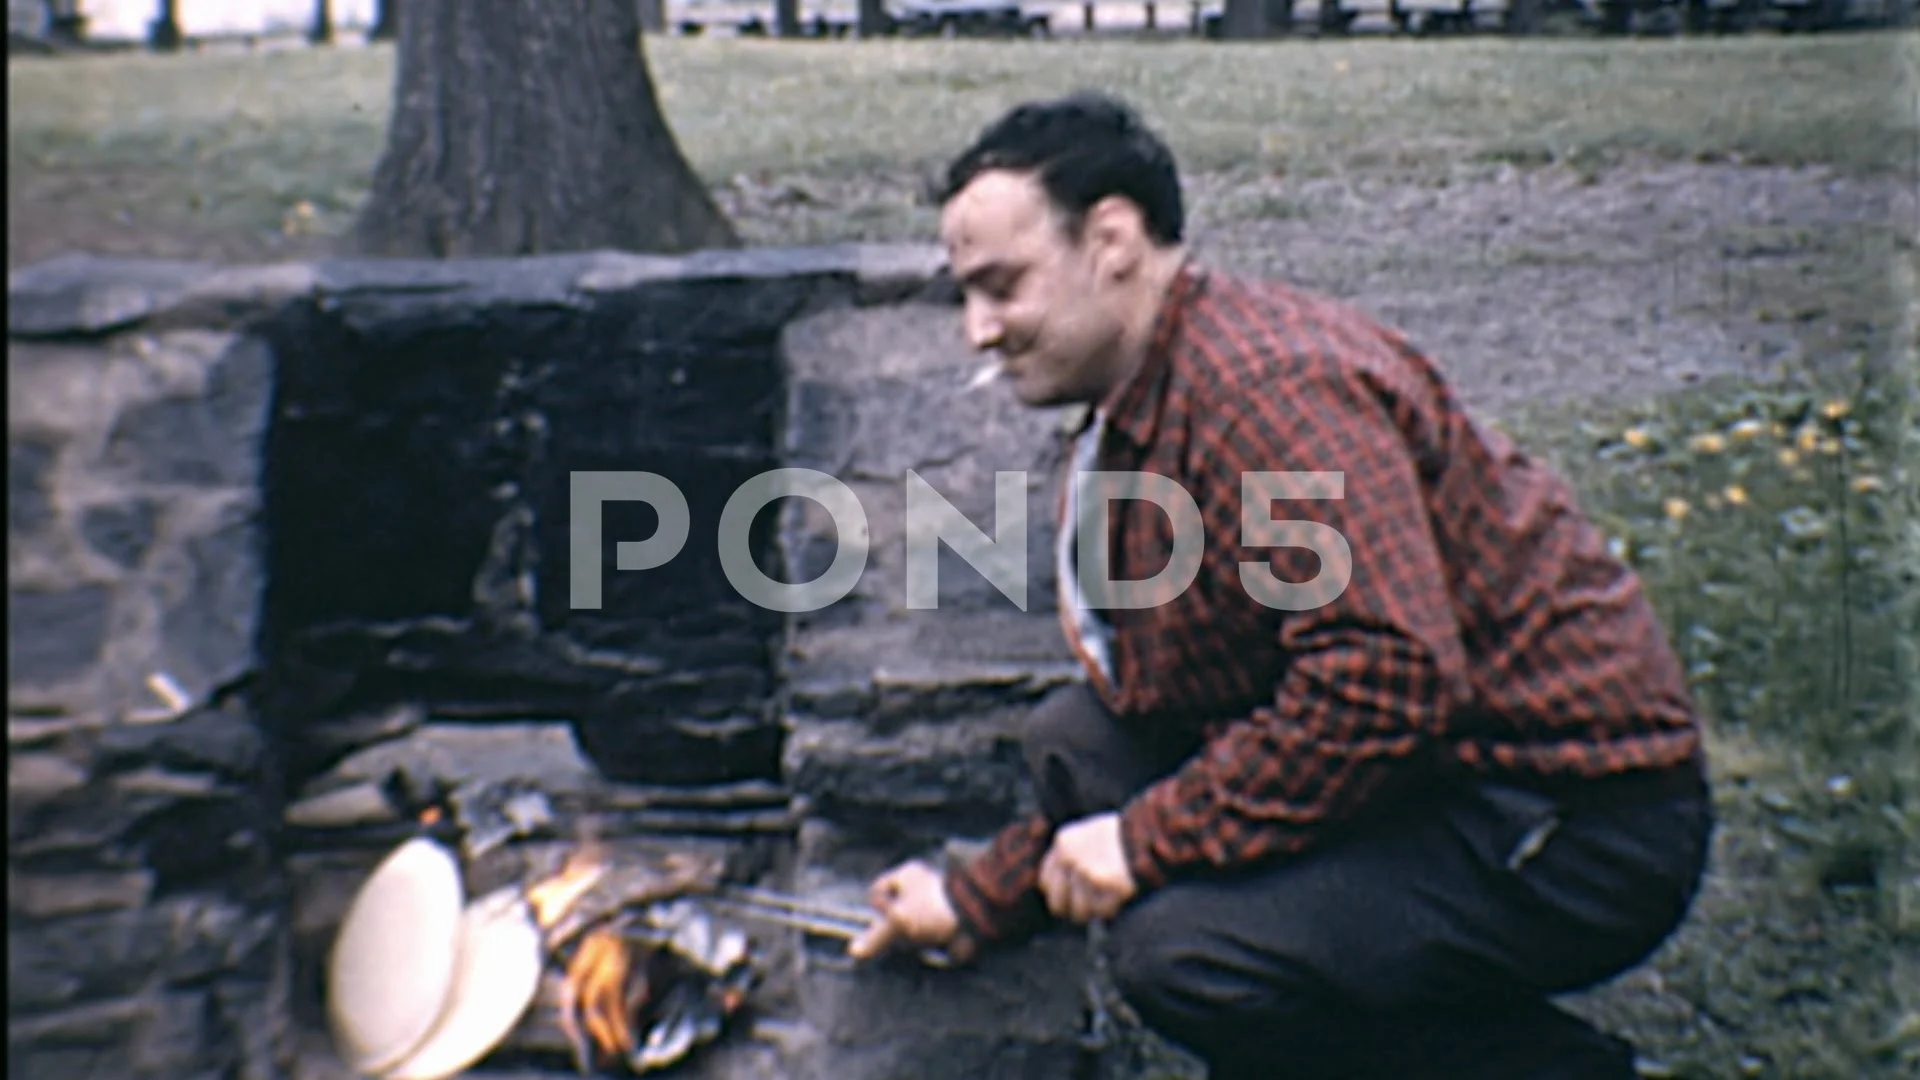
<box><xmin>9</xmin><ymin>256</ymin><xmax>289</xmax><ymax>1079</ymax></box>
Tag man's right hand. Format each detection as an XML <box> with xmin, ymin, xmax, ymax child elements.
<box><xmin>847</xmin><ymin>859</ymin><xmax>961</xmax><ymax>962</ymax></box>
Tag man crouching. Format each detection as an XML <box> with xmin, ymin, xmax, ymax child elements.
<box><xmin>847</xmin><ymin>92</ymin><xmax>1712</xmax><ymax>1080</ymax></box>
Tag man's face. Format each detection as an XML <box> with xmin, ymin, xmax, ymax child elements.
<box><xmin>939</xmin><ymin>170</ymin><xmax>1125</xmax><ymax>409</ymax></box>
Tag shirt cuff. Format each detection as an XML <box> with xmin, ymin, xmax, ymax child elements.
<box><xmin>1118</xmin><ymin>790</ymin><xmax>1174</xmax><ymax>892</ymax></box>
<box><xmin>941</xmin><ymin>857</ymin><xmax>1022</xmax><ymax>947</ymax></box>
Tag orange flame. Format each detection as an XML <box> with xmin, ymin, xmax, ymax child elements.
<box><xmin>566</xmin><ymin>926</ymin><xmax>639</xmax><ymax>1061</ymax></box>
<box><xmin>527</xmin><ymin>842</ymin><xmax>606</xmax><ymax>929</ymax></box>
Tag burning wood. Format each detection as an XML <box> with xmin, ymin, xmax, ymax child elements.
<box><xmin>527</xmin><ymin>841</ymin><xmax>608</xmax><ymax>930</ymax></box>
<box><xmin>539</xmin><ymin>901</ymin><xmax>757</xmax><ymax>1076</ymax></box>
<box><xmin>564</xmin><ymin>925</ymin><xmax>639</xmax><ymax>1068</ymax></box>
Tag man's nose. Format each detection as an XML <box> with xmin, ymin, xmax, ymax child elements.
<box><xmin>964</xmin><ymin>301</ymin><xmax>1002</xmax><ymax>352</ymax></box>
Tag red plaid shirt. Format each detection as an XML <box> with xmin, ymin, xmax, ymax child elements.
<box><xmin>944</xmin><ymin>261</ymin><xmax>1703</xmax><ymax>945</ymax></box>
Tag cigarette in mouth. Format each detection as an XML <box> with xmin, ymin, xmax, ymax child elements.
<box><xmin>965</xmin><ymin>363</ymin><xmax>1001</xmax><ymax>391</ymax></box>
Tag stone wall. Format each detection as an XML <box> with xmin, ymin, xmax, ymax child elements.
<box><xmin>7</xmin><ymin>247</ymin><xmax>1148</xmax><ymax>1080</ymax></box>
<box><xmin>9</xmin><ymin>256</ymin><xmax>288</xmax><ymax>1079</ymax></box>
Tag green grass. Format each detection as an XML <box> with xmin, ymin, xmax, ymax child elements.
<box><xmin>7</xmin><ymin>32</ymin><xmax>1915</xmax><ymax>246</ymax></box>
<box><xmin>1497</xmin><ymin>337</ymin><xmax>1919</xmax><ymax>1079</ymax></box>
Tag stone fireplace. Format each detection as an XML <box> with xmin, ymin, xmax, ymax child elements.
<box><xmin>8</xmin><ymin>247</ymin><xmax>1186</xmax><ymax>1080</ymax></box>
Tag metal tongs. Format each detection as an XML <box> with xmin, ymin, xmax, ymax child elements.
<box><xmin>703</xmin><ymin>885</ymin><xmax>958</xmax><ymax>969</ymax></box>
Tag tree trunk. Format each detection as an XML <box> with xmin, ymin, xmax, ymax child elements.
<box><xmin>310</xmin><ymin>0</ymin><xmax>334</xmax><ymax>44</ymax></box>
<box><xmin>1220</xmin><ymin>0</ymin><xmax>1273</xmax><ymax>36</ymax></box>
<box><xmin>856</xmin><ymin>0</ymin><xmax>890</xmax><ymax>35</ymax></box>
<box><xmin>368</xmin><ymin>0</ymin><xmax>399</xmax><ymax>41</ymax></box>
<box><xmin>148</xmin><ymin>0</ymin><xmax>182</xmax><ymax>50</ymax></box>
<box><xmin>351</xmin><ymin>0</ymin><xmax>738</xmax><ymax>258</ymax></box>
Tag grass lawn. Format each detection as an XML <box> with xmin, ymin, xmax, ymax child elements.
<box><xmin>6</xmin><ymin>32</ymin><xmax>1915</xmax><ymax>257</ymax></box>
<box><xmin>9</xmin><ymin>27</ymin><xmax>1920</xmax><ymax>1079</ymax></box>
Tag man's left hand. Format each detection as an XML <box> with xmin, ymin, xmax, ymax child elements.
<box><xmin>1039</xmin><ymin>812</ymin><xmax>1138</xmax><ymax>924</ymax></box>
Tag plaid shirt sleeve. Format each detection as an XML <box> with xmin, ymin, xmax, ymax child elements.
<box><xmin>1114</xmin><ymin>347</ymin><xmax>1479</xmax><ymax>892</ymax></box>
<box><xmin>943</xmin><ymin>813</ymin><xmax>1055</xmax><ymax>945</ymax></box>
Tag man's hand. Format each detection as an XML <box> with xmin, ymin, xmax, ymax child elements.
<box><xmin>1039</xmin><ymin>812</ymin><xmax>1138</xmax><ymax>924</ymax></box>
<box><xmin>847</xmin><ymin>860</ymin><xmax>960</xmax><ymax>962</ymax></box>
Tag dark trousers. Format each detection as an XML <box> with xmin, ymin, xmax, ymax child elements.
<box><xmin>1023</xmin><ymin>684</ymin><xmax>1713</xmax><ymax>1080</ymax></box>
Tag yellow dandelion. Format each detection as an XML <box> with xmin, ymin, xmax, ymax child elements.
<box><xmin>1821</xmin><ymin>399</ymin><xmax>1851</xmax><ymax>420</ymax></box>
<box><xmin>1778</xmin><ymin>448</ymin><xmax>1800</xmax><ymax>468</ymax></box>
<box><xmin>1796</xmin><ymin>426</ymin><xmax>1821</xmax><ymax>452</ymax></box>
<box><xmin>1724</xmin><ymin>484</ymin><xmax>1749</xmax><ymax>506</ymax></box>
<box><xmin>1729</xmin><ymin>418</ymin><xmax>1767</xmax><ymax>440</ymax></box>
<box><xmin>1817</xmin><ymin>436</ymin><xmax>1842</xmax><ymax>455</ymax></box>
<box><xmin>1663</xmin><ymin>497</ymin><xmax>1691</xmax><ymax>521</ymax></box>
<box><xmin>1621</xmin><ymin>427</ymin><xmax>1653</xmax><ymax>450</ymax></box>
<box><xmin>1852</xmin><ymin>475</ymin><xmax>1883</xmax><ymax>493</ymax></box>
<box><xmin>1688</xmin><ymin>433</ymin><xmax>1727</xmax><ymax>454</ymax></box>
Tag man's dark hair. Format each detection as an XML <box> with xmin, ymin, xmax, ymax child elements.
<box><xmin>938</xmin><ymin>91</ymin><xmax>1184</xmax><ymax>247</ymax></box>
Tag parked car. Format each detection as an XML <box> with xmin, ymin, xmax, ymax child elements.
<box><xmin>893</xmin><ymin>0</ymin><xmax>1053</xmax><ymax>36</ymax></box>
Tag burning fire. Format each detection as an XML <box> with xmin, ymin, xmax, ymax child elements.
<box><xmin>527</xmin><ymin>842</ymin><xmax>607</xmax><ymax>930</ymax></box>
<box><xmin>562</xmin><ymin>926</ymin><xmax>642</xmax><ymax>1065</ymax></box>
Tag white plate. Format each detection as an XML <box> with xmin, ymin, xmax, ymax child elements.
<box><xmin>326</xmin><ymin>836</ymin><xmax>465</xmax><ymax>1076</ymax></box>
<box><xmin>383</xmin><ymin>886</ymin><xmax>545</xmax><ymax>1080</ymax></box>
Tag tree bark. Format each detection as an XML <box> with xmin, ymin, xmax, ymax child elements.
<box><xmin>368</xmin><ymin>0</ymin><xmax>399</xmax><ymax>41</ymax></box>
<box><xmin>310</xmin><ymin>0</ymin><xmax>334</xmax><ymax>45</ymax></box>
<box><xmin>1219</xmin><ymin>0</ymin><xmax>1273</xmax><ymax>37</ymax></box>
<box><xmin>148</xmin><ymin>0</ymin><xmax>182</xmax><ymax>50</ymax></box>
<box><xmin>351</xmin><ymin>0</ymin><xmax>738</xmax><ymax>258</ymax></box>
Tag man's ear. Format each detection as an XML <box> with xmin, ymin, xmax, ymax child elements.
<box><xmin>1083</xmin><ymin>197</ymin><xmax>1144</xmax><ymax>280</ymax></box>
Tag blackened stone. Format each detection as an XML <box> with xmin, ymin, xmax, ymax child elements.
<box><xmin>782</xmin><ymin>718</ymin><xmax>1031</xmax><ymax>838</ymax></box>
<box><xmin>531</xmin><ymin>436</ymin><xmax>786</xmax><ymax>631</ymax></box>
<box><xmin>124</xmin><ymin>795</ymin><xmax>274</xmax><ymax>896</ymax></box>
<box><xmin>7</xmin><ymin>585</ymin><xmax>112</xmax><ymax>685</ymax></box>
<box><xmin>10</xmin><ymin>438</ymin><xmax>58</xmax><ymax>533</ymax></box>
<box><xmin>97</xmin><ymin>699</ymin><xmax>266</xmax><ymax>780</ymax></box>
<box><xmin>261</xmin><ymin>417</ymin><xmax>502</xmax><ymax>630</ymax></box>
<box><xmin>8</xmin><ymin>899</ymin><xmax>272</xmax><ymax>1005</ymax></box>
<box><xmin>571</xmin><ymin>712</ymin><xmax>785</xmax><ymax>787</ymax></box>
<box><xmin>81</xmin><ymin>499</ymin><xmax>160</xmax><ymax>568</ymax></box>
<box><xmin>157</xmin><ymin>502</ymin><xmax>262</xmax><ymax>702</ymax></box>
